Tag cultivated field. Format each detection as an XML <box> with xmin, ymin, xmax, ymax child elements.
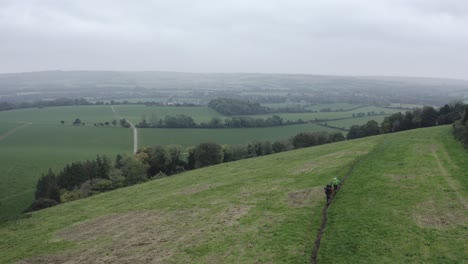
<box><xmin>0</xmin><ymin>105</ymin><xmax>116</xmax><ymax>125</ymax></box>
<box><xmin>304</xmin><ymin>103</ymin><xmax>363</xmax><ymax>111</ymax></box>
<box><xmin>112</xmin><ymin>105</ymin><xmax>225</xmax><ymax>124</ymax></box>
<box><xmin>138</xmin><ymin>123</ymin><xmax>340</xmax><ymax>148</ymax></box>
<box><xmin>0</xmin><ymin>123</ymin><xmax>133</xmax><ymax>219</ymax></box>
<box><xmin>322</xmin><ymin>115</ymin><xmax>388</xmax><ymax>129</ymax></box>
<box><xmin>244</xmin><ymin>106</ymin><xmax>402</xmax><ymax>121</ymax></box>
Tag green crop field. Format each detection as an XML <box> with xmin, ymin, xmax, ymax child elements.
<box><xmin>322</xmin><ymin>115</ymin><xmax>388</xmax><ymax>129</ymax></box>
<box><xmin>304</xmin><ymin>103</ymin><xmax>363</xmax><ymax>111</ymax></box>
<box><xmin>0</xmin><ymin>105</ymin><xmax>116</xmax><ymax>125</ymax></box>
<box><xmin>138</xmin><ymin>123</ymin><xmax>341</xmax><ymax>148</ymax></box>
<box><xmin>0</xmin><ymin>124</ymin><xmax>133</xmax><ymax>219</ymax></box>
<box><xmin>245</xmin><ymin>106</ymin><xmax>402</xmax><ymax>121</ymax></box>
<box><xmin>112</xmin><ymin>105</ymin><xmax>225</xmax><ymax>124</ymax></box>
<box><xmin>0</xmin><ymin>126</ymin><xmax>465</xmax><ymax>263</ymax></box>
<box><xmin>388</xmin><ymin>103</ymin><xmax>424</xmax><ymax>109</ymax></box>
<box><xmin>0</xmin><ymin>122</ymin><xmax>23</xmax><ymax>135</ymax></box>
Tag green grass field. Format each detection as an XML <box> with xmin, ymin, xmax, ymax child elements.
<box><xmin>388</xmin><ymin>103</ymin><xmax>424</xmax><ymax>109</ymax></box>
<box><xmin>304</xmin><ymin>103</ymin><xmax>363</xmax><ymax>111</ymax></box>
<box><xmin>0</xmin><ymin>126</ymin><xmax>465</xmax><ymax>263</ymax></box>
<box><xmin>0</xmin><ymin>130</ymin><xmax>378</xmax><ymax>263</ymax></box>
<box><xmin>0</xmin><ymin>122</ymin><xmax>23</xmax><ymax>135</ymax></box>
<box><xmin>245</xmin><ymin>106</ymin><xmax>402</xmax><ymax>122</ymax></box>
<box><xmin>113</xmin><ymin>105</ymin><xmax>225</xmax><ymax>124</ymax></box>
<box><xmin>0</xmin><ymin>124</ymin><xmax>133</xmax><ymax>219</ymax></box>
<box><xmin>138</xmin><ymin>123</ymin><xmax>341</xmax><ymax>148</ymax></box>
<box><xmin>322</xmin><ymin>115</ymin><xmax>388</xmax><ymax>129</ymax></box>
<box><xmin>0</xmin><ymin>106</ymin><xmax>116</xmax><ymax>125</ymax></box>
<box><xmin>319</xmin><ymin>126</ymin><xmax>467</xmax><ymax>263</ymax></box>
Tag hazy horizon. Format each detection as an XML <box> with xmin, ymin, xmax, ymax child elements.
<box><xmin>1</xmin><ymin>0</ymin><xmax>467</xmax><ymax>79</ymax></box>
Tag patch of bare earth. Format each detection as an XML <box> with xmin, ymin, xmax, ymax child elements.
<box><xmin>290</xmin><ymin>150</ymin><xmax>368</xmax><ymax>175</ymax></box>
<box><xmin>323</xmin><ymin>150</ymin><xmax>368</xmax><ymax>158</ymax></box>
<box><xmin>384</xmin><ymin>174</ymin><xmax>417</xmax><ymax>188</ymax></box>
<box><xmin>18</xmin><ymin>210</ymin><xmax>204</xmax><ymax>264</ymax></box>
<box><xmin>291</xmin><ymin>161</ymin><xmax>319</xmax><ymax>175</ymax></box>
<box><xmin>217</xmin><ymin>205</ymin><xmax>252</xmax><ymax>226</ymax></box>
<box><xmin>179</xmin><ymin>183</ymin><xmax>224</xmax><ymax>195</ymax></box>
<box><xmin>414</xmin><ymin>200</ymin><xmax>466</xmax><ymax>228</ymax></box>
<box><xmin>287</xmin><ymin>187</ymin><xmax>323</xmax><ymax>208</ymax></box>
<box><xmin>18</xmin><ymin>205</ymin><xmax>255</xmax><ymax>264</ymax></box>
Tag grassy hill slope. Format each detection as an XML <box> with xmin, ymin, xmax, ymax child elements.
<box><xmin>319</xmin><ymin>126</ymin><xmax>467</xmax><ymax>263</ymax></box>
<box><xmin>0</xmin><ymin>126</ymin><xmax>466</xmax><ymax>263</ymax></box>
<box><xmin>1</xmin><ymin>135</ymin><xmax>378</xmax><ymax>263</ymax></box>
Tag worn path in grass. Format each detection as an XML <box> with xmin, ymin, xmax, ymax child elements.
<box><xmin>0</xmin><ymin>123</ymin><xmax>31</xmax><ymax>141</ymax></box>
<box><xmin>318</xmin><ymin>126</ymin><xmax>467</xmax><ymax>263</ymax></box>
<box><xmin>310</xmin><ymin>137</ymin><xmax>388</xmax><ymax>263</ymax></box>
<box><xmin>111</xmin><ymin>106</ymin><xmax>137</xmax><ymax>154</ymax></box>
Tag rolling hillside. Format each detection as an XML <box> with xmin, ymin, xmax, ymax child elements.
<box><xmin>0</xmin><ymin>126</ymin><xmax>466</xmax><ymax>263</ymax></box>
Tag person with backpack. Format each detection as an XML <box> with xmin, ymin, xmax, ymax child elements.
<box><xmin>332</xmin><ymin>177</ymin><xmax>341</xmax><ymax>192</ymax></box>
<box><xmin>324</xmin><ymin>184</ymin><xmax>333</xmax><ymax>205</ymax></box>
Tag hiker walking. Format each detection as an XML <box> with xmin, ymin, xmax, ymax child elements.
<box><xmin>332</xmin><ymin>177</ymin><xmax>340</xmax><ymax>192</ymax></box>
<box><xmin>324</xmin><ymin>184</ymin><xmax>333</xmax><ymax>205</ymax></box>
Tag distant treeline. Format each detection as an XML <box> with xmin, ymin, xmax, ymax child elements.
<box><xmin>137</xmin><ymin>114</ymin><xmax>307</xmax><ymax>128</ymax></box>
<box><xmin>347</xmin><ymin>102</ymin><xmax>466</xmax><ymax>140</ymax></box>
<box><xmin>25</xmin><ymin>130</ymin><xmax>344</xmax><ymax>212</ymax></box>
<box><xmin>0</xmin><ymin>97</ymin><xmax>201</xmax><ymax>112</ymax></box>
<box><xmin>208</xmin><ymin>98</ymin><xmax>270</xmax><ymax>115</ymax></box>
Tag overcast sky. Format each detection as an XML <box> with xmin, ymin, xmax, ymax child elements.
<box><xmin>0</xmin><ymin>0</ymin><xmax>467</xmax><ymax>79</ymax></box>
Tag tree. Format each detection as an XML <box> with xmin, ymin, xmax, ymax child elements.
<box><xmin>35</xmin><ymin>169</ymin><xmax>60</xmax><ymax>202</ymax></box>
<box><xmin>73</xmin><ymin>118</ymin><xmax>82</xmax><ymax>125</ymax></box>
<box><xmin>193</xmin><ymin>142</ymin><xmax>223</xmax><ymax>168</ymax></box>
<box><xmin>112</xmin><ymin>119</ymin><xmax>117</xmax><ymax>126</ymax></box>
<box><xmin>60</xmin><ymin>120</ymin><xmax>65</xmax><ymax>125</ymax></box>
<box><xmin>292</xmin><ymin>132</ymin><xmax>317</xmax><ymax>148</ymax></box>
<box><xmin>421</xmin><ymin>106</ymin><xmax>438</xmax><ymax>127</ymax></box>
<box><xmin>120</xmin><ymin>156</ymin><xmax>149</xmax><ymax>185</ymax></box>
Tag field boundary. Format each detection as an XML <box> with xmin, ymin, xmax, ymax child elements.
<box><xmin>310</xmin><ymin>138</ymin><xmax>388</xmax><ymax>264</ymax></box>
<box><xmin>0</xmin><ymin>123</ymin><xmax>31</xmax><ymax>142</ymax></box>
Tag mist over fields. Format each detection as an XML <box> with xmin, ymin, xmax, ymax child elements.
<box><xmin>1</xmin><ymin>71</ymin><xmax>468</xmax><ymax>105</ymax></box>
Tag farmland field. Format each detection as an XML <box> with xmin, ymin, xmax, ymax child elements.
<box><xmin>0</xmin><ymin>122</ymin><xmax>23</xmax><ymax>135</ymax></box>
<box><xmin>304</xmin><ymin>103</ymin><xmax>363</xmax><ymax>111</ymax></box>
<box><xmin>388</xmin><ymin>103</ymin><xmax>424</xmax><ymax>109</ymax></box>
<box><xmin>138</xmin><ymin>123</ymin><xmax>341</xmax><ymax>148</ymax></box>
<box><xmin>0</xmin><ymin>105</ymin><xmax>116</xmax><ymax>125</ymax></box>
<box><xmin>0</xmin><ymin>124</ymin><xmax>133</xmax><ymax>219</ymax></box>
<box><xmin>322</xmin><ymin>115</ymin><xmax>388</xmax><ymax>129</ymax></box>
<box><xmin>245</xmin><ymin>106</ymin><xmax>402</xmax><ymax>121</ymax></box>
<box><xmin>113</xmin><ymin>105</ymin><xmax>225</xmax><ymax>124</ymax></box>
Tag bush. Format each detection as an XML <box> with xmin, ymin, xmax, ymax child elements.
<box><xmin>23</xmin><ymin>198</ymin><xmax>59</xmax><ymax>213</ymax></box>
<box><xmin>61</xmin><ymin>190</ymin><xmax>87</xmax><ymax>202</ymax></box>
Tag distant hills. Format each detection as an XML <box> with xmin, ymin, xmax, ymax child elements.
<box><xmin>0</xmin><ymin>71</ymin><xmax>467</xmax><ymax>105</ymax></box>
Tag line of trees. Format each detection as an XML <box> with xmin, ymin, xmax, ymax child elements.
<box><xmin>346</xmin><ymin>103</ymin><xmax>466</xmax><ymax>140</ymax></box>
<box><xmin>25</xmin><ymin>130</ymin><xmax>345</xmax><ymax>212</ymax></box>
<box><xmin>136</xmin><ymin>114</ymin><xmax>307</xmax><ymax>128</ymax></box>
<box><xmin>452</xmin><ymin>105</ymin><xmax>468</xmax><ymax>148</ymax></box>
<box><xmin>208</xmin><ymin>98</ymin><xmax>270</xmax><ymax>115</ymax></box>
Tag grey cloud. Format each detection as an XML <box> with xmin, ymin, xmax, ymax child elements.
<box><xmin>0</xmin><ymin>0</ymin><xmax>467</xmax><ymax>79</ymax></box>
